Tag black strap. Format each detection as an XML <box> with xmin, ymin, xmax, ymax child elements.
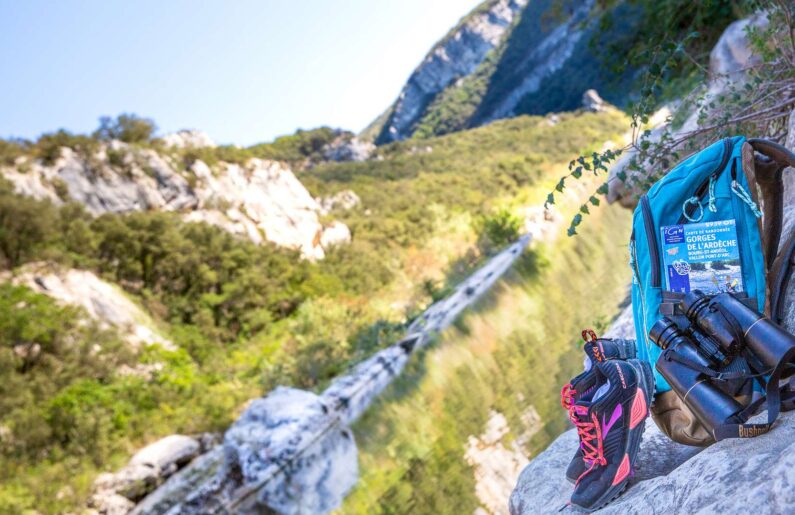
<box><xmin>665</xmin><ymin>349</ymin><xmax>768</xmax><ymax>382</ymax></box>
<box><xmin>712</xmin><ymin>344</ymin><xmax>795</xmax><ymax>440</ymax></box>
<box><xmin>710</xmin><ymin>302</ymin><xmax>745</xmax><ymax>351</ymax></box>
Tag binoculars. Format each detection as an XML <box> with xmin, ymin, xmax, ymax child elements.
<box><xmin>650</xmin><ymin>290</ymin><xmax>795</xmax><ymax>437</ymax></box>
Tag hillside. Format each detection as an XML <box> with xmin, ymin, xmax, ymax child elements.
<box><xmin>369</xmin><ymin>0</ymin><xmax>739</xmax><ymax>143</ymax></box>
<box><xmin>0</xmin><ymin>109</ymin><xmax>628</xmax><ymax>512</ymax></box>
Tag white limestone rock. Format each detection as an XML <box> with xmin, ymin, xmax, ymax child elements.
<box><xmin>510</xmin><ymin>409</ymin><xmax>795</xmax><ymax>514</ymax></box>
<box><xmin>186</xmin><ymin>158</ymin><xmax>334</xmax><ymax>259</ymax></box>
<box><xmin>88</xmin><ymin>491</ymin><xmax>136</xmax><ymax>515</ymax></box>
<box><xmin>8</xmin><ymin>263</ymin><xmax>174</xmax><ymax>350</ymax></box>
<box><xmin>129</xmin><ymin>435</ymin><xmax>201</xmax><ymax>475</ymax></box>
<box><xmin>582</xmin><ymin>89</ymin><xmax>607</xmax><ymax>112</ymax></box>
<box><xmin>131</xmin><ymin>447</ymin><xmax>225</xmax><ymax>515</ymax></box>
<box><xmin>0</xmin><ymin>141</ymin><xmax>352</xmax><ymax>259</ymax></box>
<box><xmin>93</xmin><ymin>464</ymin><xmax>161</xmax><ymax>502</ymax></box>
<box><xmin>167</xmin><ymin>387</ymin><xmax>359</xmax><ymax>515</ymax></box>
<box><xmin>161</xmin><ymin>130</ymin><xmax>216</xmax><ymax>149</ymax></box>
<box><xmin>602</xmin><ymin>302</ymin><xmax>635</xmax><ymax>340</ymax></box>
<box><xmin>322</xmin><ymin>137</ymin><xmax>374</xmax><ymax>162</ymax></box>
<box><xmin>465</xmin><ymin>410</ymin><xmax>530</xmax><ymax>515</ymax></box>
<box><xmin>318</xmin><ymin>189</ymin><xmax>361</xmax><ymax>214</ymax></box>
<box><xmin>319</xmin><ymin>220</ymin><xmax>351</xmax><ymax>248</ymax></box>
<box><xmin>90</xmin><ymin>434</ymin><xmax>205</xmax><ymax>512</ymax></box>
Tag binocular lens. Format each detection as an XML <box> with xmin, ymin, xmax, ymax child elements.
<box><xmin>649</xmin><ymin>317</ymin><xmax>745</xmax><ymax>434</ymax></box>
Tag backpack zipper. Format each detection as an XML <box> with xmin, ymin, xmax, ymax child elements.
<box><xmin>676</xmin><ymin>138</ymin><xmax>733</xmax><ymax>225</ymax></box>
<box><xmin>640</xmin><ymin>195</ymin><xmax>661</xmax><ymax>288</ymax></box>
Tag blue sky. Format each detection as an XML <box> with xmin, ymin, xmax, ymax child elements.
<box><xmin>0</xmin><ymin>0</ymin><xmax>482</xmax><ymax>146</ymax></box>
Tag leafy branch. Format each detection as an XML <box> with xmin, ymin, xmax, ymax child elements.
<box><xmin>546</xmin><ymin>1</ymin><xmax>795</xmax><ymax>236</ymax></box>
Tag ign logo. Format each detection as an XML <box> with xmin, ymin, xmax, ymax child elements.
<box><xmin>664</xmin><ymin>225</ymin><xmax>685</xmax><ymax>244</ymax></box>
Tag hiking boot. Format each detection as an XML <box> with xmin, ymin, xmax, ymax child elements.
<box><xmin>561</xmin><ymin>338</ymin><xmax>636</xmax><ymax>483</ymax></box>
<box><xmin>568</xmin><ymin>359</ymin><xmax>654</xmax><ymax>512</ymax></box>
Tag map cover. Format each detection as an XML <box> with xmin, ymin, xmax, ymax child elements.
<box><xmin>660</xmin><ymin>219</ymin><xmax>744</xmax><ymax>294</ymax></box>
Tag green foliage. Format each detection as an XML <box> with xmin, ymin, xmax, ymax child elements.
<box><xmin>34</xmin><ymin>129</ymin><xmax>99</xmax><ymax>165</ymax></box>
<box><xmin>548</xmin><ymin>0</ymin><xmax>793</xmax><ymax>236</ymax></box>
<box><xmin>475</xmin><ymin>207</ymin><xmax>522</xmax><ymax>254</ymax></box>
<box><xmin>94</xmin><ymin>113</ymin><xmax>157</xmax><ymax>144</ymax></box>
<box><xmin>0</xmin><ymin>179</ymin><xmax>58</xmax><ymax>267</ymax></box>
<box><xmin>305</xmin><ymin>111</ymin><xmax>627</xmax><ymax>252</ymax></box>
<box><xmin>0</xmin><ymin>138</ymin><xmax>28</xmax><ymax>166</ymax></box>
<box><xmin>0</xmin><ymin>284</ymin><xmax>134</xmax><ymax>462</ymax></box>
<box><xmin>0</xmin><ymin>109</ymin><xmax>630</xmax><ymax>510</ymax></box>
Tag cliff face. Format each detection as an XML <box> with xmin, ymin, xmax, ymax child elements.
<box><xmin>1</xmin><ymin>140</ymin><xmax>350</xmax><ymax>259</ymax></box>
<box><xmin>372</xmin><ymin>0</ymin><xmax>638</xmax><ymax>142</ymax></box>
<box><xmin>375</xmin><ymin>0</ymin><xmax>527</xmax><ymax>143</ymax></box>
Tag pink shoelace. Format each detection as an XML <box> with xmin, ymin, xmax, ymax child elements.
<box><xmin>569</xmin><ymin>405</ymin><xmax>607</xmax><ymax>484</ymax></box>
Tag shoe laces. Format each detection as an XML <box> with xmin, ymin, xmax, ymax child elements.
<box><xmin>560</xmin><ymin>383</ymin><xmax>576</xmax><ymax>410</ymax></box>
<box><xmin>569</xmin><ymin>406</ymin><xmax>606</xmax><ymax>484</ymax></box>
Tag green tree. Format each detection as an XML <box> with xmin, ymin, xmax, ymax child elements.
<box><xmin>0</xmin><ymin>180</ymin><xmax>57</xmax><ymax>268</ymax></box>
<box><xmin>94</xmin><ymin>113</ymin><xmax>157</xmax><ymax>143</ymax></box>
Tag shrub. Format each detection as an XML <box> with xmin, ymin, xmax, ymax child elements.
<box><xmin>476</xmin><ymin>207</ymin><xmax>522</xmax><ymax>253</ymax></box>
<box><xmin>93</xmin><ymin>113</ymin><xmax>157</xmax><ymax>144</ymax></box>
<box><xmin>34</xmin><ymin>130</ymin><xmax>98</xmax><ymax>165</ymax></box>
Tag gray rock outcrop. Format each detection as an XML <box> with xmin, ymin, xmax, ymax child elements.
<box><xmin>1</xmin><ymin>142</ymin><xmax>350</xmax><ymax>259</ymax></box>
<box><xmin>510</xmin><ymin>410</ymin><xmax>795</xmax><ymax>514</ymax></box>
<box><xmin>322</xmin><ymin>137</ymin><xmax>374</xmax><ymax>162</ymax></box>
<box><xmin>582</xmin><ymin>89</ymin><xmax>607</xmax><ymax>113</ymax></box>
<box><xmin>318</xmin><ymin>189</ymin><xmax>360</xmax><ymax>215</ymax></box>
<box><xmin>377</xmin><ymin>0</ymin><xmax>528</xmax><ymax>142</ymax></box>
<box><xmin>474</xmin><ymin>0</ymin><xmax>595</xmax><ymax>125</ymax></box>
<box><xmin>90</xmin><ymin>434</ymin><xmax>209</xmax><ymax>514</ymax></box>
<box><xmin>6</xmin><ymin>263</ymin><xmax>173</xmax><ymax>350</ymax></box>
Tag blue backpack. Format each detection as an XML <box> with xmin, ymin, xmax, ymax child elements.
<box><xmin>629</xmin><ymin>136</ymin><xmax>795</xmax><ymax>394</ymax></box>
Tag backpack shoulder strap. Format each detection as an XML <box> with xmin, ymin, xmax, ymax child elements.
<box><xmin>769</xmin><ymin>231</ymin><xmax>795</xmax><ymax>325</ymax></box>
<box><xmin>742</xmin><ymin>139</ymin><xmax>795</xmax><ymax>314</ymax></box>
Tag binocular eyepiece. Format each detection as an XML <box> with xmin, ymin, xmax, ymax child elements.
<box><xmin>650</xmin><ymin>290</ymin><xmax>795</xmax><ymax>438</ymax></box>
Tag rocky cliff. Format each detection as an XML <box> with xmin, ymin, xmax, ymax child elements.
<box><xmin>374</xmin><ymin>0</ymin><xmax>527</xmax><ymax>142</ymax></box>
<box><xmin>371</xmin><ymin>0</ymin><xmax>643</xmax><ymax>142</ymax></box>
<box><xmin>1</xmin><ymin>139</ymin><xmax>350</xmax><ymax>259</ymax></box>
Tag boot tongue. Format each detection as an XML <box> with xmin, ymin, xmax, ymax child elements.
<box><xmin>590</xmin><ymin>360</ymin><xmax>623</xmax><ymax>412</ymax></box>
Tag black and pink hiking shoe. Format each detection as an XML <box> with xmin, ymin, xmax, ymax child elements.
<box><xmin>560</xmin><ymin>333</ymin><xmax>637</xmax><ymax>483</ymax></box>
<box><xmin>568</xmin><ymin>358</ymin><xmax>653</xmax><ymax>512</ymax></box>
